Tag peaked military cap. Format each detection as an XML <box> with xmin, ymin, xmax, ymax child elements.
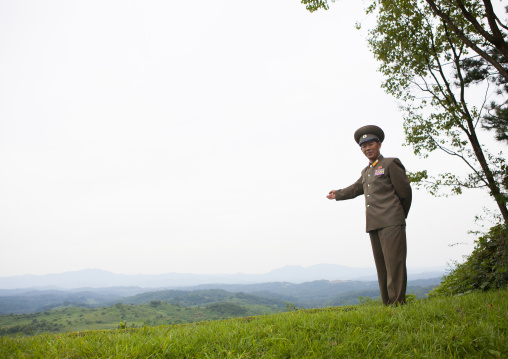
<box><xmin>354</xmin><ymin>125</ymin><xmax>385</xmax><ymax>146</ymax></box>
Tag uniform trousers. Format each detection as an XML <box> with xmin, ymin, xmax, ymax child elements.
<box><xmin>369</xmin><ymin>224</ymin><xmax>407</xmax><ymax>305</ymax></box>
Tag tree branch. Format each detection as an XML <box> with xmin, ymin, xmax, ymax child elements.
<box><xmin>494</xmin><ymin>11</ymin><xmax>508</xmax><ymax>31</ymax></box>
<box><xmin>424</xmin><ymin>0</ymin><xmax>508</xmax><ymax>82</ymax></box>
<box><xmin>478</xmin><ymin>80</ymin><xmax>491</xmax><ymax>128</ymax></box>
<box><xmin>425</xmin><ymin>129</ymin><xmax>489</xmax><ymax>187</ymax></box>
<box><xmin>480</xmin><ymin>0</ymin><xmax>508</xmax><ymax>53</ymax></box>
<box><xmin>445</xmin><ymin>22</ymin><xmax>478</xmax><ymax>131</ymax></box>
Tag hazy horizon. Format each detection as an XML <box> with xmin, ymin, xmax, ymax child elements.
<box><xmin>1</xmin><ymin>0</ymin><xmax>498</xmax><ymax>278</ymax></box>
<box><xmin>0</xmin><ymin>263</ymin><xmax>446</xmax><ymax>291</ymax></box>
<box><xmin>1</xmin><ymin>263</ymin><xmax>448</xmax><ymax>278</ymax></box>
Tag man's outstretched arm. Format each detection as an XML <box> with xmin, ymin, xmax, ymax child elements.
<box><xmin>327</xmin><ymin>176</ymin><xmax>364</xmax><ymax>201</ymax></box>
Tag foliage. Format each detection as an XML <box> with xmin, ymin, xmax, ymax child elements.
<box><xmin>431</xmin><ymin>224</ymin><xmax>508</xmax><ymax>296</ymax></box>
<box><xmin>1</xmin><ymin>290</ymin><xmax>507</xmax><ymax>358</ymax></box>
<box><xmin>284</xmin><ymin>301</ymin><xmax>300</xmax><ymax>312</ymax></box>
<box><xmin>205</xmin><ymin>303</ymin><xmax>249</xmax><ymax>316</ymax></box>
<box><xmin>484</xmin><ymin>104</ymin><xmax>508</xmax><ymax>143</ymax></box>
<box><xmin>0</xmin><ymin>288</ymin><xmax>286</xmax><ymax>316</ymax></box>
<box><xmin>0</xmin><ymin>298</ymin><xmax>282</xmax><ymax>337</ymax></box>
<box><xmin>0</xmin><ymin>290</ymin><xmax>125</xmax><ymax>315</ymax></box>
<box><xmin>300</xmin><ymin>0</ymin><xmax>334</xmax><ymax>13</ymax></box>
<box><xmin>120</xmin><ymin>289</ymin><xmax>291</xmax><ymax>308</ymax></box>
<box><xmin>301</xmin><ymin>0</ymin><xmax>508</xmax><ymax>222</ymax></box>
<box><xmin>368</xmin><ymin>0</ymin><xmax>508</xmax><ymax>221</ymax></box>
<box><xmin>0</xmin><ymin>280</ymin><xmax>441</xmax><ymax>336</ymax></box>
<box><xmin>1</xmin><ymin>279</ymin><xmax>442</xmax><ymax>315</ymax></box>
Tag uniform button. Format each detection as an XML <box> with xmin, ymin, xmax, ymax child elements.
<box><xmin>368</xmin><ymin>174</ymin><xmax>370</xmax><ymax>177</ymax></box>
<box><xmin>368</xmin><ymin>184</ymin><xmax>370</xmax><ymax>187</ymax></box>
<box><xmin>367</xmin><ymin>195</ymin><xmax>370</xmax><ymax>197</ymax></box>
<box><xmin>367</xmin><ymin>205</ymin><xmax>370</xmax><ymax>207</ymax></box>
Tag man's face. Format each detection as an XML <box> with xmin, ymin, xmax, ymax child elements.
<box><xmin>360</xmin><ymin>140</ymin><xmax>381</xmax><ymax>162</ymax></box>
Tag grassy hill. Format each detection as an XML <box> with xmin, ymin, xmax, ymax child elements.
<box><xmin>0</xmin><ymin>280</ymin><xmax>441</xmax><ymax>337</ymax></box>
<box><xmin>0</xmin><ymin>278</ymin><xmax>441</xmax><ymax>315</ymax></box>
<box><xmin>0</xmin><ymin>290</ymin><xmax>286</xmax><ymax>336</ymax></box>
<box><xmin>117</xmin><ymin>289</ymin><xmax>287</xmax><ymax>307</ymax></box>
<box><xmin>1</xmin><ymin>289</ymin><xmax>506</xmax><ymax>358</ymax></box>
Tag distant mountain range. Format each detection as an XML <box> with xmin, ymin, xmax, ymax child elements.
<box><xmin>0</xmin><ymin>264</ymin><xmax>446</xmax><ymax>289</ymax></box>
<box><xmin>0</xmin><ymin>277</ymin><xmax>444</xmax><ymax>315</ymax></box>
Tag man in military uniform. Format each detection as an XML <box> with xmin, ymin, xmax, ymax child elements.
<box><xmin>327</xmin><ymin>125</ymin><xmax>412</xmax><ymax>305</ymax></box>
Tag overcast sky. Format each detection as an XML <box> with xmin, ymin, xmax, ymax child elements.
<box><xmin>0</xmin><ymin>0</ymin><xmax>501</xmax><ymax>277</ymax></box>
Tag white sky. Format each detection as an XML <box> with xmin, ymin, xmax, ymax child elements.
<box><xmin>0</xmin><ymin>0</ymin><xmax>501</xmax><ymax>277</ymax></box>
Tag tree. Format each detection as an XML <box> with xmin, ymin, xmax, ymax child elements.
<box><xmin>302</xmin><ymin>0</ymin><xmax>508</xmax><ymax>222</ymax></box>
<box><xmin>421</xmin><ymin>0</ymin><xmax>508</xmax><ymax>146</ymax></box>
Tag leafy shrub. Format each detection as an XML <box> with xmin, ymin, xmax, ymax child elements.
<box><xmin>285</xmin><ymin>302</ymin><xmax>299</xmax><ymax>312</ymax></box>
<box><xmin>431</xmin><ymin>224</ymin><xmax>508</xmax><ymax>296</ymax></box>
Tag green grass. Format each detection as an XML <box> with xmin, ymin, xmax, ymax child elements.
<box><xmin>0</xmin><ymin>301</ymin><xmax>282</xmax><ymax>336</ymax></box>
<box><xmin>1</xmin><ymin>290</ymin><xmax>507</xmax><ymax>358</ymax></box>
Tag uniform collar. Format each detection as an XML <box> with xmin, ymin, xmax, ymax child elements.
<box><xmin>369</xmin><ymin>155</ymin><xmax>384</xmax><ymax>167</ymax></box>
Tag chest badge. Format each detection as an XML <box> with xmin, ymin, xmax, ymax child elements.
<box><xmin>375</xmin><ymin>166</ymin><xmax>385</xmax><ymax>176</ymax></box>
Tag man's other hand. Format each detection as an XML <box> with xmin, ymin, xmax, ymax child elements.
<box><xmin>327</xmin><ymin>190</ymin><xmax>336</xmax><ymax>200</ymax></box>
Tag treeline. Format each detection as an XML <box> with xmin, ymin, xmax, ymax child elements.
<box><xmin>0</xmin><ymin>278</ymin><xmax>441</xmax><ymax>315</ymax></box>
<box><xmin>173</xmin><ymin>279</ymin><xmax>441</xmax><ymax>308</ymax></box>
<box><xmin>0</xmin><ymin>291</ymin><xmax>286</xmax><ymax>336</ymax></box>
<box><xmin>0</xmin><ymin>279</ymin><xmax>442</xmax><ymax>336</ymax></box>
<box><xmin>118</xmin><ymin>289</ymin><xmax>286</xmax><ymax>307</ymax></box>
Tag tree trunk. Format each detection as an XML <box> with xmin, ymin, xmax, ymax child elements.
<box><xmin>466</xmin><ymin>121</ymin><xmax>508</xmax><ymax>223</ymax></box>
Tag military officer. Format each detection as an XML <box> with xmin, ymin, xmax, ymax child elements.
<box><xmin>327</xmin><ymin>125</ymin><xmax>412</xmax><ymax>305</ymax></box>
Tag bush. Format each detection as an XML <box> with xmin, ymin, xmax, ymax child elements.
<box><xmin>431</xmin><ymin>224</ymin><xmax>508</xmax><ymax>296</ymax></box>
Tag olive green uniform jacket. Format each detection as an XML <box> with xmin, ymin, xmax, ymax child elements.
<box><xmin>334</xmin><ymin>156</ymin><xmax>412</xmax><ymax>232</ymax></box>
